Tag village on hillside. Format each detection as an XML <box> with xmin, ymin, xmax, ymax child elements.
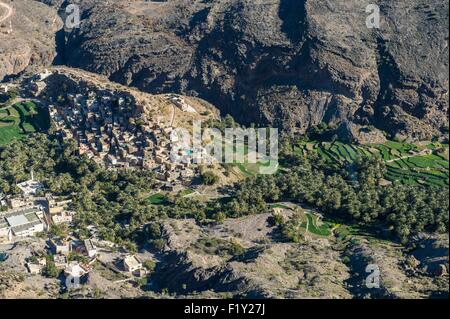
<box><xmin>26</xmin><ymin>68</ymin><xmax>218</xmax><ymax>187</ymax></box>
<box><xmin>0</xmin><ymin>167</ymin><xmax>154</xmax><ymax>292</ymax></box>
<box><xmin>0</xmin><ymin>68</ymin><xmax>221</xmax><ymax>292</ymax></box>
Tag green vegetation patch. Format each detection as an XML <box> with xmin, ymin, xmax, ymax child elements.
<box><xmin>295</xmin><ymin>139</ymin><xmax>449</xmax><ymax>187</ymax></box>
<box><xmin>303</xmin><ymin>213</ymin><xmax>333</xmax><ymax>237</ymax></box>
<box><xmin>235</xmin><ymin>162</ymin><xmax>271</xmax><ymax>177</ymax></box>
<box><xmin>179</xmin><ymin>188</ymin><xmax>195</xmax><ymax>196</ymax></box>
<box><xmin>0</xmin><ymin>102</ymin><xmax>50</xmax><ymax>145</ymax></box>
<box><xmin>147</xmin><ymin>193</ymin><xmax>168</xmax><ymax>205</ymax></box>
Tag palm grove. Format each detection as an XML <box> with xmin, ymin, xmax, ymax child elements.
<box><xmin>0</xmin><ymin>133</ymin><xmax>448</xmax><ymax>249</ymax></box>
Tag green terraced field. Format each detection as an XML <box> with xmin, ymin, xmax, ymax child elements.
<box><xmin>0</xmin><ymin>101</ymin><xmax>50</xmax><ymax>145</ymax></box>
<box><xmin>231</xmin><ymin>143</ymin><xmax>278</xmax><ymax>177</ymax></box>
<box><xmin>296</xmin><ymin>140</ymin><xmax>449</xmax><ymax>187</ymax></box>
<box><xmin>303</xmin><ymin>213</ymin><xmax>333</xmax><ymax>237</ymax></box>
<box><xmin>147</xmin><ymin>193</ymin><xmax>168</xmax><ymax>205</ymax></box>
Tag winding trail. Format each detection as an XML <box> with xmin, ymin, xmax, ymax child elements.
<box><xmin>0</xmin><ymin>1</ymin><xmax>13</xmax><ymax>25</ymax></box>
<box><xmin>385</xmin><ymin>149</ymin><xmax>432</xmax><ymax>163</ymax></box>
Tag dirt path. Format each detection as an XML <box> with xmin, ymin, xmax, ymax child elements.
<box><xmin>0</xmin><ymin>1</ymin><xmax>13</xmax><ymax>24</ymax></box>
<box><xmin>386</xmin><ymin>149</ymin><xmax>432</xmax><ymax>163</ymax></box>
<box><xmin>170</xmin><ymin>104</ymin><xmax>176</xmax><ymax>127</ymax></box>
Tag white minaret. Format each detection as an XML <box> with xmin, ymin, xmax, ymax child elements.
<box><xmin>31</xmin><ymin>169</ymin><xmax>34</xmax><ymax>181</ymax></box>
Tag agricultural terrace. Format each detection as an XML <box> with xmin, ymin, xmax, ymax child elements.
<box><xmin>0</xmin><ymin>101</ymin><xmax>50</xmax><ymax>145</ymax></box>
<box><xmin>146</xmin><ymin>192</ymin><xmax>168</xmax><ymax>205</ymax></box>
<box><xmin>295</xmin><ymin>140</ymin><xmax>449</xmax><ymax>187</ymax></box>
<box><xmin>273</xmin><ymin>204</ymin><xmax>339</xmax><ymax>238</ymax></box>
<box><xmin>229</xmin><ymin>142</ymin><xmax>277</xmax><ymax>177</ymax></box>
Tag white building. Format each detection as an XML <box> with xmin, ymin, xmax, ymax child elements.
<box><xmin>84</xmin><ymin>239</ymin><xmax>97</xmax><ymax>258</ymax></box>
<box><xmin>26</xmin><ymin>257</ymin><xmax>46</xmax><ymax>274</ymax></box>
<box><xmin>0</xmin><ymin>206</ymin><xmax>46</xmax><ymax>240</ymax></box>
<box><xmin>169</xmin><ymin>96</ymin><xmax>197</xmax><ymax>113</ymax></box>
<box><xmin>123</xmin><ymin>255</ymin><xmax>142</xmax><ymax>273</ymax></box>
<box><xmin>17</xmin><ymin>172</ymin><xmax>44</xmax><ymax>197</ymax></box>
<box><xmin>26</xmin><ymin>263</ymin><xmax>43</xmax><ymax>275</ymax></box>
<box><xmin>51</xmin><ymin>212</ymin><xmax>74</xmax><ymax>225</ymax></box>
<box><xmin>64</xmin><ymin>262</ymin><xmax>89</xmax><ymax>278</ymax></box>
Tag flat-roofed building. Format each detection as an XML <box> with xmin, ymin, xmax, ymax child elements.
<box><xmin>7</xmin><ymin>198</ymin><xmax>28</xmax><ymax>209</ymax></box>
<box><xmin>26</xmin><ymin>263</ymin><xmax>43</xmax><ymax>275</ymax></box>
<box><xmin>38</xmin><ymin>69</ymin><xmax>52</xmax><ymax>81</ymax></box>
<box><xmin>51</xmin><ymin>211</ymin><xmax>74</xmax><ymax>225</ymax></box>
<box><xmin>123</xmin><ymin>255</ymin><xmax>142</xmax><ymax>273</ymax></box>
<box><xmin>17</xmin><ymin>179</ymin><xmax>44</xmax><ymax>197</ymax></box>
<box><xmin>49</xmin><ymin>238</ymin><xmax>71</xmax><ymax>255</ymax></box>
<box><xmin>0</xmin><ymin>206</ymin><xmax>46</xmax><ymax>240</ymax></box>
<box><xmin>64</xmin><ymin>262</ymin><xmax>89</xmax><ymax>278</ymax></box>
<box><xmin>83</xmin><ymin>239</ymin><xmax>97</xmax><ymax>258</ymax></box>
<box><xmin>45</xmin><ymin>195</ymin><xmax>73</xmax><ymax>224</ymax></box>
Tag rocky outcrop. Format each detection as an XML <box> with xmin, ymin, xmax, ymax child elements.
<box><xmin>0</xmin><ymin>0</ymin><xmax>62</xmax><ymax>81</ymax></box>
<box><xmin>154</xmin><ymin>240</ymin><xmax>352</xmax><ymax>299</ymax></box>
<box><xmin>343</xmin><ymin>235</ymin><xmax>449</xmax><ymax>299</ymax></box>
<box><xmin>337</xmin><ymin>121</ymin><xmax>387</xmax><ymax>145</ymax></box>
<box><xmin>409</xmin><ymin>233</ymin><xmax>449</xmax><ymax>277</ymax></box>
<box><xmin>149</xmin><ymin>217</ymin><xmax>448</xmax><ymax>299</ymax></box>
<box><xmin>52</xmin><ymin>0</ymin><xmax>448</xmax><ymax>140</ymax></box>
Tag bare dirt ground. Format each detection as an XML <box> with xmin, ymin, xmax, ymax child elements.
<box><xmin>0</xmin><ymin>238</ymin><xmax>47</xmax><ymax>272</ymax></box>
<box><xmin>0</xmin><ymin>1</ymin><xmax>13</xmax><ymax>24</ymax></box>
<box><xmin>0</xmin><ymin>238</ymin><xmax>61</xmax><ymax>298</ymax></box>
<box><xmin>209</xmin><ymin>213</ymin><xmax>274</xmax><ymax>247</ymax></box>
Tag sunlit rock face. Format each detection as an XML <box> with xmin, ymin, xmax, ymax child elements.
<box><xmin>40</xmin><ymin>0</ymin><xmax>448</xmax><ymax>141</ymax></box>
<box><xmin>0</xmin><ymin>0</ymin><xmax>62</xmax><ymax>81</ymax></box>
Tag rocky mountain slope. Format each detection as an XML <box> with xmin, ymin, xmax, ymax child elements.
<box><xmin>150</xmin><ymin>215</ymin><xmax>448</xmax><ymax>299</ymax></box>
<box><xmin>1</xmin><ymin>215</ymin><xmax>447</xmax><ymax>299</ymax></box>
<box><xmin>41</xmin><ymin>0</ymin><xmax>449</xmax><ymax>141</ymax></box>
<box><xmin>0</xmin><ymin>0</ymin><xmax>62</xmax><ymax>81</ymax></box>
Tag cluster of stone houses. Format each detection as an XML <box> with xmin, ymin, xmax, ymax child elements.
<box><xmin>51</xmin><ymin>238</ymin><xmax>96</xmax><ymax>280</ymax></box>
<box><xmin>45</xmin><ymin>194</ymin><xmax>74</xmax><ymax>225</ymax></box>
<box><xmin>151</xmin><ymin>125</ymin><xmax>197</xmax><ymax>185</ymax></box>
<box><xmin>45</xmin><ymin>75</ymin><xmax>212</xmax><ymax>187</ymax></box>
<box><xmin>25</xmin><ymin>235</ymin><xmax>148</xmax><ymax>281</ymax></box>
<box><xmin>0</xmin><ymin>173</ymin><xmax>75</xmax><ymax>243</ymax></box>
<box><xmin>26</xmin><ymin>238</ymin><xmax>98</xmax><ymax>280</ymax></box>
<box><xmin>48</xmin><ymin>88</ymin><xmax>150</xmax><ymax>169</ymax></box>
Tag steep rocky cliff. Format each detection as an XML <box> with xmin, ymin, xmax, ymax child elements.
<box><xmin>53</xmin><ymin>0</ymin><xmax>449</xmax><ymax>141</ymax></box>
<box><xmin>0</xmin><ymin>0</ymin><xmax>62</xmax><ymax>81</ymax></box>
